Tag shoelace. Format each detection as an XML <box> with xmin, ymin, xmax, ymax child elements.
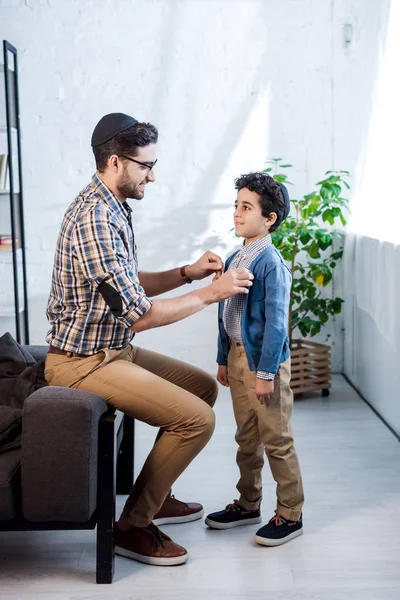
<box><xmin>225</xmin><ymin>499</ymin><xmax>242</xmax><ymax>512</ymax></box>
<box><xmin>269</xmin><ymin>510</ymin><xmax>286</xmax><ymax>527</ymax></box>
<box><xmin>146</xmin><ymin>523</ymin><xmax>167</xmax><ymax>550</ymax></box>
<box><xmin>269</xmin><ymin>509</ymin><xmax>299</xmax><ymax>527</ymax></box>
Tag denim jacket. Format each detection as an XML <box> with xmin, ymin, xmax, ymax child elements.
<box><xmin>217</xmin><ymin>245</ymin><xmax>291</xmax><ymax>374</ymax></box>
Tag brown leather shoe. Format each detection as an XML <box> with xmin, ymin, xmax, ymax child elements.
<box><xmin>114</xmin><ymin>523</ymin><xmax>188</xmax><ymax>566</ymax></box>
<box><xmin>153</xmin><ymin>494</ymin><xmax>204</xmax><ymax>525</ymax></box>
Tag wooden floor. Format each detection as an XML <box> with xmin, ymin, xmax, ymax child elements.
<box><xmin>1</xmin><ymin>375</ymin><xmax>400</xmax><ymax>599</ymax></box>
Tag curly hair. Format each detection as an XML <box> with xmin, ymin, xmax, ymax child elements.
<box><xmin>234</xmin><ymin>171</ymin><xmax>287</xmax><ymax>232</ymax></box>
<box><xmin>93</xmin><ymin>122</ymin><xmax>158</xmax><ymax>172</ymax></box>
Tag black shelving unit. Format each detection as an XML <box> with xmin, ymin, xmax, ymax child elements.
<box><xmin>0</xmin><ymin>40</ymin><xmax>29</xmax><ymax>343</ymax></box>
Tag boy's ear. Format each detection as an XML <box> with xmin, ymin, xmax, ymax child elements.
<box><xmin>265</xmin><ymin>212</ymin><xmax>277</xmax><ymax>227</ymax></box>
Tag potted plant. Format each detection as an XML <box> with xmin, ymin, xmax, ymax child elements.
<box><xmin>264</xmin><ymin>159</ymin><xmax>350</xmax><ymax>397</ymax></box>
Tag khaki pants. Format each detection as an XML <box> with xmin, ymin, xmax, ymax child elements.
<box><xmin>227</xmin><ymin>342</ymin><xmax>304</xmax><ymax>521</ymax></box>
<box><xmin>45</xmin><ymin>344</ymin><xmax>217</xmax><ymax>528</ymax></box>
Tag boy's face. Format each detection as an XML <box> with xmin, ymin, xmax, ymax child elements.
<box><xmin>234</xmin><ymin>188</ymin><xmax>273</xmax><ymax>242</ymax></box>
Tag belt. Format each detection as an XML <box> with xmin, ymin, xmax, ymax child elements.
<box><xmin>48</xmin><ymin>344</ymin><xmax>90</xmax><ymax>359</ymax></box>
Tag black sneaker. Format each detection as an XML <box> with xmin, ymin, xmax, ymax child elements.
<box><xmin>205</xmin><ymin>499</ymin><xmax>262</xmax><ymax>530</ymax></box>
<box><xmin>254</xmin><ymin>510</ymin><xmax>303</xmax><ymax>546</ymax></box>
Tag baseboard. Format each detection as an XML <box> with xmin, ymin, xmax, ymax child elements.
<box><xmin>342</xmin><ymin>374</ymin><xmax>400</xmax><ymax>443</ymax></box>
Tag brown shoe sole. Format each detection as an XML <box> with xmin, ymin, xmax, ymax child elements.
<box><xmin>115</xmin><ymin>545</ymin><xmax>189</xmax><ymax>566</ymax></box>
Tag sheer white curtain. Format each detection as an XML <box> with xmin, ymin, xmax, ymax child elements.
<box><xmin>346</xmin><ymin>0</ymin><xmax>400</xmax><ymax>351</ymax></box>
<box><xmin>349</xmin><ymin>0</ymin><xmax>400</xmax><ymax>245</ymax></box>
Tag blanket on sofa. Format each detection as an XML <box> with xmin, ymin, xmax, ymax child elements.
<box><xmin>0</xmin><ymin>332</ymin><xmax>47</xmax><ymax>454</ymax></box>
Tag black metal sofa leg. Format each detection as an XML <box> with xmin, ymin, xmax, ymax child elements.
<box><xmin>96</xmin><ymin>415</ymin><xmax>116</xmax><ymax>583</ymax></box>
<box><xmin>116</xmin><ymin>415</ymin><xmax>135</xmax><ymax>494</ymax></box>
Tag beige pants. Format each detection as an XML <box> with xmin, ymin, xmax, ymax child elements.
<box><xmin>45</xmin><ymin>344</ymin><xmax>217</xmax><ymax>527</ymax></box>
<box><xmin>227</xmin><ymin>342</ymin><xmax>304</xmax><ymax>521</ymax></box>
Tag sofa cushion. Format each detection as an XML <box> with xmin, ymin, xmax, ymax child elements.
<box><xmin>0</xmin><ymin>449</ymin><xmax>21</xmax><ymax>521</ymax></box>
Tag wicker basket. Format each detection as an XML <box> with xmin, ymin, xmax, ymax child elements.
<box><xmin>290</xmin><ymin>339</ymin><xmax>331</xmax><ymax>397</ymax></box>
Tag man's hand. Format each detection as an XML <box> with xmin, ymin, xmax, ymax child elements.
<box><xmin>186</xmin><ymin>251</ymin><xmax>224</xmax><ymax>282</ymax></box>
<box><xmin>217</xmin><ymin>364</ymin><xmax>229</xmax><ymax>387</ymax></box>
<box><xmin>210</xmin><ymin>268</ymin><xmax>253</xmax><ymax>301</ymax></box>
<box><xmin>255</xmin><ymin>378</ymin><xmax>274</xmax><ymax>404</ymax></box>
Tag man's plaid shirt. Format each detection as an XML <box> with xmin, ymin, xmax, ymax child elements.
<box><xmin>46</xmin><ymin>174</ymin><xmax>152</xmax><ymax>354</ymax></box>
<box><xmin>223</xmin><ymin>234</ymin><xmax>275</xmax><ymax>380</ymax></box>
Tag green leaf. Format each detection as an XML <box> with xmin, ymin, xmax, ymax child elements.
<box><xmin>340</xmin><ymin>214</ymin><xmax>347</xmax><ymax>226</ymax></box>
<box><xmin>280</xmin><ymin>164</ymin><xmax>293</xmax><ymax>168</ymax></box>
<box><xmin>307</xmin><ymin>241</ymin><xmax>321</xmax><ymax>259</ymax></box>
<box><xmin>274</xmin><ymin>174</ymin><xmax>287</xmax><ymax>183</ymax></box>
<box><xmin>320</xmin><ymin>186</ymin><xmax>332</xmax><ymax>201</ymax></box>
<box><xmin>332</xmin><ymin>299</ymin><xmax>344</xmax><ymax>314</ymax></box>
<box><xmin>310</xmin><ymin>323</ymin><xmax>321</xmax><ymax>336</ymax></box>
<box><xmin>322</xmin><ymin>209</ymin><xmax>335</xmax><ymax>225</ymax></box>
<box><xmin>262</xmin><ymin>168</ymin><xmax>273</xmax><ymax>173</ymax></box>
<box><xmin>300</xmin><ymin>232</ymin><xmax>312</xmax><ymax>244</ymax></box>
<box><xmin>315</xmin><ymin>230</ymin><xmax>333</xmax><ymax>250</ymax></box>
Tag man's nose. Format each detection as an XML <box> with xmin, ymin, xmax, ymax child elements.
<box><xmin>147</xmin><ymin>169</ymin><xmax>156</xmax><ymax>183</ymax></box>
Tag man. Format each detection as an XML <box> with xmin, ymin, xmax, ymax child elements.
<box><xmin>45</xmin><ymin>113</ymin><xmax>253</xmax><ymax>566</ymax></box>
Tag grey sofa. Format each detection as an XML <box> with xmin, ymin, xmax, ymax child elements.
<box><xmin>0</xmin><ymin>345</ymin><xmax>135</xmax><ymax>584</ymax></box>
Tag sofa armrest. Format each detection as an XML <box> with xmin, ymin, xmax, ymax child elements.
<box><xmin>21</xmin><ymin>386</ymin><xmax>109</xmax><ymax>522</ymax></box>
<box><xmin>24</xmin><ymin>345</ymin><xmax>48</xmax><ymax>363</ymax></box>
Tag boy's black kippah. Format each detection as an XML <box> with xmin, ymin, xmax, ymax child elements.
<box><xmin>91</xmin><ymin>113</ymin><xmax>138</xmax><ymax>147</ymax></box>
<box><xmin>276</xmin><ymin>181</ymin><xmax>291</xmax><ymax>219</ymax></box>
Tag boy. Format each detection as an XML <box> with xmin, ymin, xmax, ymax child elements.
<box><xmin>205</xmin><ymin>172</ymin><xmax>304</xmax><ymax>546</ymax></box>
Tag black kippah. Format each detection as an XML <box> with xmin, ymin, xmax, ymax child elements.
<box><xmin>91</xmin><ymin>112</ymin><xmax>138</xmax><ymax>147</ymax></box>
<box><xmin>276</xmin><ymin>181</ymin><xmax>291</xmax><ymax>219</ymax></box>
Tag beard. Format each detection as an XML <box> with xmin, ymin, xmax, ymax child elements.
<box><xmin>117</xmin><ymin>182</ymin><xmax>144</xmax><ymax>200</ymax></box>
<box><xmin>117</xmin><ymin>169</ymin><xmax>145</xmax><ymax>200</ymax></box>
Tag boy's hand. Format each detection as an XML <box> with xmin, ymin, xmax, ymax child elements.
<box><xmin>217</xmin><ymin>364</ymin><xmax>229</xmax><ymax>387</ymax></box>
<box><xmin>255</xmin><ymin>378</ymin><xmax>274</xmax><ymax>404</ymax></box>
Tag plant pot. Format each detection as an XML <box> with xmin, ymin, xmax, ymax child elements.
<box><xmin>290</xmin><ymin>339</ymin><xmax>331</xmax><ymax>397</ymax></box>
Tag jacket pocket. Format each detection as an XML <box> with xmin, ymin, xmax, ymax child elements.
<box><xmin>251</xmin><ymin>278</ymin><xmax>265</xmax><ymax>301</ymax></box>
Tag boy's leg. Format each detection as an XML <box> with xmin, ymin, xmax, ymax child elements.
<box><xmin>245</xmin><ymin>358</ymin><xmax>304</xmax><ymax>521</ymax></box>
<box><xmin>228</xmin><ymin>344</ymin><xmax>265</xmax><ymax>510</ymax></box>
<box><xmin>204</xmin><ymin>343</ymin><xmax>264</xmax><ymax>530</ymax></box>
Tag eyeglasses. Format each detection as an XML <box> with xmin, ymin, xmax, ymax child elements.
<box><xmin>119</xmin><ymin>155</ymin><xmax>157</xmax><ymax>171</ymax></box>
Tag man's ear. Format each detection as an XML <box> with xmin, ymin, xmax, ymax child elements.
<box><xmin>108</xmin><ymin>154</ymin><xmax>120</xmax><ymax>172</ymax></box>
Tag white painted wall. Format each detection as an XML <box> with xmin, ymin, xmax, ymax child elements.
<box><xmin>0</xmin><ymin>0</ymin><xmax>390</xmax><ymax>375</ymax></box>
<box><xmin>344</xmin><ymin>235</ymin><xmax>400</xmax><ymax>436</ymax></box>
<box><xmin>341</xmin><ymin>0</ymin><xmax>400</xmax><ymax>436</ymax></box>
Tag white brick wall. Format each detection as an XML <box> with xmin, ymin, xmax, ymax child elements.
<box><xmin>0</xmin><ymin>0</ymin><xmax>390</xmax><ymax>373</ymax></box>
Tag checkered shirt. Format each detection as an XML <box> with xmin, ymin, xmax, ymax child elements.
<box><xmin>223</xmin><ymin>234</ymin><xmax>275</xmax><ymax>380</ymax></box>
<box><xmin>46</xmin><ymin>173</ymin><xmax>152</xmax><ymax>354</ymax></box>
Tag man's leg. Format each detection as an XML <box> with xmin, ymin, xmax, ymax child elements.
<box><xmin>45</xmin><ymin>347</ymin><xmax>215</xmax><ymax>564</ymax></box>
<box><xmin>132</xmin><ymin>345</ymin><xmax>218</xmax><ymax>408</ymax></box>
<box><xmin>130</xmin><ymin>345</ymin><xmax>218</xmax><ymax>524</ymax></box>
